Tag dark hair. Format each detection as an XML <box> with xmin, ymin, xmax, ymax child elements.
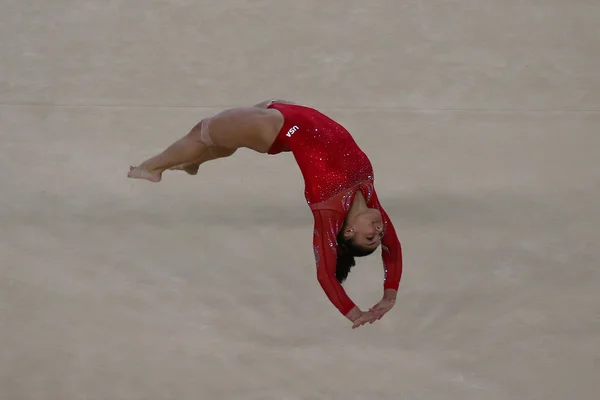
<box><xmin>335</xmin><ymin>221</ymin><xmax>377</xmax><ymax>283</ymax></box>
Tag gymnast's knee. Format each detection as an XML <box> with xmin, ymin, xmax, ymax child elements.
<box><xmin>188</xmin><ymin>119</ymin><xmax>214</xmax><ymax>146</ymax></box>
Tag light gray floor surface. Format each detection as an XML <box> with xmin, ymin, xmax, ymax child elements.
<box><xmin>1</xmin><ymin>1</ymin><xmax>599</xmax><ymax>399</ymax></box>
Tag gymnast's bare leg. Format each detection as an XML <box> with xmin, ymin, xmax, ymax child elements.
<box><xmin>127</xmin><ymin>120</ymin><xmax>211</xmax><ymax>182</ymax></box>
<box><xmin>168</xmin><ymin>146</ymin><xmax>237</xmax><ymax>175</ymax></box>
<box><xmin>127</xmin><ymin>102</ymin><xmax>284</xmax><ymax>182</ymax></box>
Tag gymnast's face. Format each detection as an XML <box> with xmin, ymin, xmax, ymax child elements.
<box><xmin>344</xmin><ymin>209</ymin><xmax>384</xmax><ymax>252</ymax></box>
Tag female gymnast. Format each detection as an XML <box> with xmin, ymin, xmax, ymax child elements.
<box><xmin>128</xmin><ymin>100</ymin><xmax>403</xmax><ymax>329</ymax></box>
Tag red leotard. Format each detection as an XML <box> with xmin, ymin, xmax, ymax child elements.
<box><xmin>267</xmin><ymin>103</ymin><xmax>403</xmax><ymax>316</ymax></box>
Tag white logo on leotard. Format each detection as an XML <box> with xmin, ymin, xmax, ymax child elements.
<box><xmin>286</xmin><ymin>125</ymin><xmax>299</xmax><ymax>137</ymax></box>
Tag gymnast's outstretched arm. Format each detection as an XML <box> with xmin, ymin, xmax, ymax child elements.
<box><xmin>312</xmin><ymin>209</ymin><xmax>380</xmax><ymax>329</ymax></box>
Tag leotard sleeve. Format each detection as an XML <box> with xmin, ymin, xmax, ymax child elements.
<box><xmin>368</xmin><ymin>191</ymin><xmax>403</xmax><ymax>291</ymax></box>
<box><xmin>379</xmin><ymin>207</ymin><xmax>403</xmax><ymax>291</ymax></box>
<box><xmin>312</xmin><ymin>209</ymin><xmax>357</xmax><ymax>316</ymax></box>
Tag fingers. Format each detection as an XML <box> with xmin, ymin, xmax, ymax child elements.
<box><xmin>352</xmin><ymin>321</ymin><xmax>365</xmax><ymax>329</ymax></box>
<box><xmin>351</xmin><ymin>320</ymin><xmax>362</xmax><ymax>329</ymax></box>
<box><xmin>353</xmin><ymin>299</ymin><xmax>396</xmax><ymax>328</ymax></box>
<box><xmin>369</xmin><ymin>301</ymin><xmax>394</xmax><ymax>315</ymax></box>
<box><xmin>369</xmin><ymin>306</ymin><xmax>386</xmax><ymax>315</ymax></box>
<box><xmin>370</xmin><ymin>311</ymin><xmax>384</xmax><ymax>322</ymax></box>
<box><xmin>352</xmin><ymin>316</ymin><xmax>369</xmax><ymax>329</ymax></box>
<box><xmin>352</xmin><ymin>313</ymin><xmax>381</xmax><ymax>329</ymax></box>
<box><xmin>368</xmin><ymin>306</ymin><xmax>390</xmax><ymax>321</ymax></box>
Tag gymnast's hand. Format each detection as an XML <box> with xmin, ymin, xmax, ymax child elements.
<box><xmin>347</xmin><ymin>307</ymin><xmax>379</xmax><ymax>329</ymax></box>
<box><xmin>369</xmin><ymin>289</ymin><xmax>397</xmax><ymax>321</ymax></box>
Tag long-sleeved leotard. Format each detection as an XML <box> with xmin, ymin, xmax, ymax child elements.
<box><xmin>267</xmin><ymin>102</ymin><xmax>403</xmax><ymax>316</ymax></box>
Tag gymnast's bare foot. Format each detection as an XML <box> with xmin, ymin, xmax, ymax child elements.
<box><xmin>127</xmin><ymin>166</ymin><xmax>162</xmax><ymax>182</ymax></box>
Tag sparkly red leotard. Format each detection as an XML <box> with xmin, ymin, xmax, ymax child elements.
<box><xmin>267</xmin><ymin>103</ymin><xmax>403</xmax><ymax>316</ymax></box>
